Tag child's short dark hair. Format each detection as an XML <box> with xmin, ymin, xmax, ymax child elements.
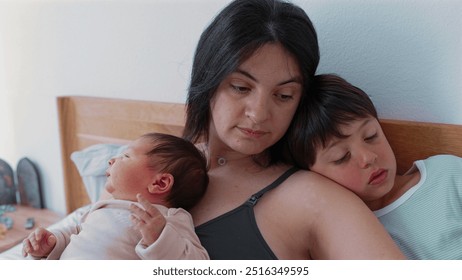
<box><xmin>287</xmin><ymin>74</ymin><xmax>378</xmax><ymax>169</ymax></box>
<box><xmin>141</xmin><ymin>133</ymin><xmax>208</xmax><ymax>210</ymax></box>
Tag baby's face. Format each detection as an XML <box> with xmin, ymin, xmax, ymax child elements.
<box><xmin>310</xmin><ymin>117</ymin><xmax>397</xmax><ymax>204</ymax></box>
<box><xmin>105</xmin><ymin>137</ymin><xmax>156</xmax><ymax>201</ymax></box>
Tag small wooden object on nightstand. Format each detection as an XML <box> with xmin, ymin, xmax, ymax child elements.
<box><xmin>0</xmin><ymin>205</ymin><xmax>63</xmax><ymax>253</ymax></box>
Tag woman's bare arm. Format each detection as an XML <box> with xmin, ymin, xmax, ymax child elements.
<box><xmin>289</xmin><ymin>171</ymin><xmax>405</xmax><ymax>260</ymax></box>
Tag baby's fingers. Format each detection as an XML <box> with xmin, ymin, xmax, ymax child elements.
<box><xmin>28</xmin><ymin>233</ymin><xmax>41</xmax><ymax>251</ymax></box>
<box><xmin>135</xmin><ymin>194</ymin><xmax>151</xmax><ymax>212</ymax></box>
<box><xmin>22</xmin><ymin>239</ymin><xmax>32</xmax><ymax>257</ymax></box>
<box><xmin>131</xmin><ymin>194</ymin><xmax>158</xmax><ymax>221</ymax></box>
<box><xmin>30</xmin><ymin>228</ymin><xmax>46</xmax><ymax>248</ymax></box>
<box><xmin>130</xmin><ymin>202</ymin><xmax>148</xmax><ymax>222</ymax></box>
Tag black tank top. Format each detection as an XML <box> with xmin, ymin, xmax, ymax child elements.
<box><xmin>195</xmin><ymin>166</ymin><xmax>299</xmax><ymax>260</ymax></box>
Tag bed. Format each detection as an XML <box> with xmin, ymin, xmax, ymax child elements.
<box><xmin>2</xmin><ymin>95</ymin><xmax>462</xmax><ymax>259</ymax></box>
<box><xmin>56</xmin><ymin>95</ymin><xmax>462</xmax><ymax>214</ymax></box>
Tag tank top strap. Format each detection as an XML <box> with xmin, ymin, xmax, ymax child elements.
<box><xmin>246</xmin><ymin>166</ymin><xmax>299</xmax><ymax>206</ymax></box>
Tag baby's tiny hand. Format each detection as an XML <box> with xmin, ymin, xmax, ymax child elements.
<box><xmin>22</xmin><ymin>227</ymin><xmax>56</xmax><ymax>258</ymax></box>
<box><xmin>130</xmin><ymin>193</ymin><xmax>166</xmax><ymax>247</ymax></box>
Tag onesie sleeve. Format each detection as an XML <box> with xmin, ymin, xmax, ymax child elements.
<box><xmin>45</xmin><ymin>205</ymin><xmax>94</xmax><ymax>260</ymax></box>
<box><xmin>46</xmin><ymin>223</ymin><xmax>80</xmax><ymax>259</ymax></box>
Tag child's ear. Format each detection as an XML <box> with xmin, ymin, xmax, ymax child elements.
<box><xmin>148</xmin><ymin>173</ymin><xmax>174</xmax><ymax>194</ymax></box>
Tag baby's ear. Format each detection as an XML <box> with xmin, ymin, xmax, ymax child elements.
<box><xmin>148</xmin><ymin>173</ymin><xmax>174</xmax><ymax>194</ymax></box>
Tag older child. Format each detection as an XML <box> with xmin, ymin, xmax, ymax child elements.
<box><xmin>22</xmin><ymin>133</ymin><xmax>209</xmax><ymax>260</ymax></box>
<box><xmin>300</xmin><ymin>74</ymin><xmax>462</xmax><ymax>259</ymax></box>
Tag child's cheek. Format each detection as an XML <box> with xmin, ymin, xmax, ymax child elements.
<box><xmin>338</xmin><ymin>169</ymin><xmax>366</xmax><ymax>194</ymax></box>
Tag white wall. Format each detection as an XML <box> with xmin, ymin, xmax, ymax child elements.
<box><xmin>0</xmin><ymin>0</ymin><xmax>460</xmax><ymax>215</ymax></box>
<box><xmin>304</xmin><ymin>0</ymin><xmax>462</xmax><ymax>123</ymax></box>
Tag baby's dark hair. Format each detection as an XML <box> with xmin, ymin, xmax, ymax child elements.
<box><xmin>288</xmin><ymin>74</ymin><xmax>378</xmax><ymax>169</ymax></box>
<box><xmin>141</xmin><ymin>133</ymin><xmax>208</xmax><ymax>210</ymax></box>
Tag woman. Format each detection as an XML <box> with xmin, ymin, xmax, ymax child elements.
<box><xmin>184</xmin><ymin>0</ymin><xmax>405</xmax><ymax>259</ymax></box>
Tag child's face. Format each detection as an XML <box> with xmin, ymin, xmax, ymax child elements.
<box><xmin>310</xmin><ymin>117</ymin><xmax>397</xmax><ymax>205</ymax></box>
<box><xmin>105</xmin><ymin>137</ymin><xmax>157</xmax><ymax>201</ymax></box>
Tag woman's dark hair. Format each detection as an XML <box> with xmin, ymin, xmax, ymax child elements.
<box><xmin>287</xmin><ymin>74</ymin><xmax>378</xmax><ymax>169</ymax></box>
<box><xmin>183</xmin><ymin>0</ymin><xmax>319</xmax><ymax>166</ymax></box>
<box><xmin>142</xmin><ymin>133</ymin><xmax>208</xmax><ymax>210</ymax></box>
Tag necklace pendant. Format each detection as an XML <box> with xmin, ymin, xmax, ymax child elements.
<box><xmin>217</xmin><ymin>157</ymin><xmax>227</xmax><ymax>166</ymax></box>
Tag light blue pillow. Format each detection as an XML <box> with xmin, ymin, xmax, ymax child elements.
<box><xmin>70</xmin><ymin>143</ymin><xmax>127</xmax><ymax>203</ymax></box>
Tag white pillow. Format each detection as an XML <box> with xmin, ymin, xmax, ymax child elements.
<box><xmin>70</xmin><ymin>143</ymin><xmax>127</xmax><ymax>203</ymax></box>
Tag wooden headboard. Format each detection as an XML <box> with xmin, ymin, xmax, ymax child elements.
<box><xmin>380</xmin><ymin>119</ymin><xmax>462</xmax><ymax>176</ymax></box>
<box><xmin>57</xmin><ymin>96</ymin><xmax>462</xmax><ymax>214</ymax></box>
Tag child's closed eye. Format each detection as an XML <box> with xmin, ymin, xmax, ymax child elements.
<box><xmin>333</xmin><ymin>152</ymin><xmax>351</xmax><ymax>165</ymax></box>
<box><xmin>364</xmin><ymin>133</ymin><xmax>378</xmax><ymax>142</ymax></box>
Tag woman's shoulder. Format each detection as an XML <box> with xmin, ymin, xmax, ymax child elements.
<box><xmin>278</xmin><ymin>168</ymin><xmax>365</xmax><ymax>210</ymax></box>
<box><xmin>285</xmin><ymin>169</ymin><xmax>349</xmax><ymax>192</ymax></box>
<box><xmin>267</xmin><ymin>168</ymin><xmax>405</xmax><ymax>259</ymax></box>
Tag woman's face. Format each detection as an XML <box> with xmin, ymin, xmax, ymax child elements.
<box><xmin>210</xmin><ymin>43</ymin><xmax>302</xmax><ymax>156</ymax></box>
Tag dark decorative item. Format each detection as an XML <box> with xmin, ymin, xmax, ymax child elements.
<box><xmin>17</xmin><ymin>158</ymin><xmax>43</xmax><ymax>209</ymax></box>
<box><xmin>0</xmin><ymin>158</ymin><xmax>16</xmax><ymax>204</ymax></box>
